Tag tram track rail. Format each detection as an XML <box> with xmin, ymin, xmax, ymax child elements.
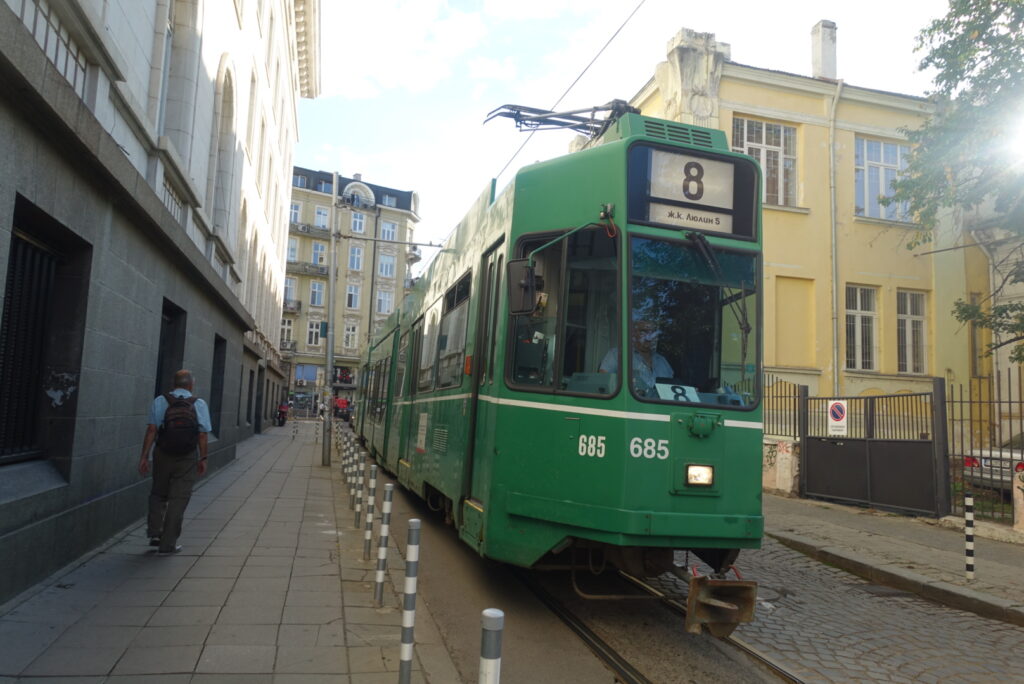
<box><xmin>619</xmin><ymin>572</ymin><xmax>806</xmax><ymax>684</ymax></box>
<box><xmin>515</xmin><ymin>569</ymin><xmax>653</xmax><ymax>684</ymax></box>
<box><xmin>515</xmin><ymin>566</ymin><xmax>805</xmax><ymax>684</ymax></box>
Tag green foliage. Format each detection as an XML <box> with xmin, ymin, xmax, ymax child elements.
<box><xmin>954</xmin><ymin>297</ymin><xmax>1024</xmax><ymax>362</ymax></box>
<box><xmin>886</xmin><ymin>1</ymin><xmax>1024</xmax><ymax>232</ymax></box>
<box><xmin>900</xmin><ymin>2</ymin><xmax>1024</xmax><ymax>362</ymax></box>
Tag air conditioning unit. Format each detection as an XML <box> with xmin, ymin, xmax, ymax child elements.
<box><xmin>296</xmin><ymin>379</ymin><xmax>306</xmax><ymax>387</ymax></box>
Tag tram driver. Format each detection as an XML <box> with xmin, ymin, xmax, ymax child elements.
<box><xmin>598</xmin><ymin>318</ymin><xmax>674</xmax><ymax>397</ymax></box>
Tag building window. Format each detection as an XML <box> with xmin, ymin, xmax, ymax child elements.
<box><xmin>381</xmin><ymin>221</ymin><xmax>397</xmax><ymax>241</ymax></box>
<box><xmin>316</xmin><ymin>179</ymin><xmax>332</xmax><ymax>194</ymax></box>
<box><xmin>352</xmin><ymin>212</ymin><xmax>365</xmax><ymax>234</ymax></box>
<box><xmin>897</xmin><ymin>290</ymin><xmax>926</xmax><ymax>374</ymax></box>
<box><xmin>287</xmin><ymin>237</ymin><xmax>297</xmax><ymax>262</ymax></box>
<box><xmin>289</xmin><ymin>202</ymin><xmax>300</xmax><ymax>224</ymax></box>
<box><xmin>284</xmin><ymin>277</ymin><xmax>296</xmax><ymax>300</ymax></box>
<box><xmin>376</xmin><ymin>290</ymin><xmax>394</xmax><ymax>315</ymax></box>
<box><xmin>312</xmin><ymin>241</ymin><xmax>326</xmax><ymax>265</ymax></box>
<box><xmin>281</xmin><ymin>317</ymin><xmax>293</xmax><ymax>342</ymax></box>
<box><xmin>344</xmin><ymin>323</ymin><xmax>358</xmax><ymax>348</ymax></box>
<box><xmin>855</xmin><ymin>136</ymin><xmax>911</xmax><ymax>221</ymax></box>
<box><xmin>310</xmin><ymin>281</ymin><xmax>325</xmax><ymax>307</ymax></box>
<box><xmin>293</xmin><ymin>173</ymin><xmax>308</xmax><ymax>188</ymax></box>
<box><xmin>347</xmin><ymin>284</ymin><xmax>360</xmax><ymax>309</ymax></box>
<box><xmin>732</xmin><ymin>117</ymin><xmax>797</xmax><ymax>207</ymax></box>
<box><xmin>307</xmin><ymin>321</ymin><xmax>321</xmax><ymax>346</ymax></box>
<box><xmin>382</xmin><ymin>194</ymin><xmax>397</xmax><ymax>207</ymax></box>
<box><xmin>379</xmin><ymin>254</ymin><xmax>396</xmax><ymax>278</ymax></box>
<box><xmin>845</xmin><ymin>285</ymin><xmax>877</xmax><ymax>371</ymax></box>
<box><xmin>314</xmin><ymin>206</ymin><xmax>328</xmax><ymax>228</ymax></box>
<box><xmin>349</xmin><ymin>246</ymin><xmax>363</xmax><ymax>270</ymax></box>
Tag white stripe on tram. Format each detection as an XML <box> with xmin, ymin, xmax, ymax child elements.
<box><xmin>390</xmin><ymin>394</ymin><xmax>763</xmax><ymax>429</ymax></box>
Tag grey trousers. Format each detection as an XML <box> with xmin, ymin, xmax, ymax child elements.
<box><xmin>146</xmin><ymin>448</ymin><xmax>198</xmax><ymax>552</ymax></box>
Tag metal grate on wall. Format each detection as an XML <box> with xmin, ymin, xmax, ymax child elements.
<box><xmin>643</xmin><ymin>121</ymin><xmax>716</xmax><ymax>148</ymax></box>
<box><xmin>0</xmin><ymin>235</ymin><xmax>56</xmax><ymax>463</ymax></box>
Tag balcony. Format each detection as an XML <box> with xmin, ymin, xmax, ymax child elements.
<box><xmin>283</xmin><ymin>299</ymin><xmax>301</xmax><ymax>313</ymax></box>
<box><xmin>407</xmin><ymin>245</ymin><xmax>422</xmax><ymax>264</ymax></box>
<box><xmin>286</xmin><ymin>261</ymin><xmax>329</xmax><ymax>277</ymax></box>
<box><xmin>289</xmin><ymin>222</ymin><xmax>330</xmax><ymax>237</ymax></box>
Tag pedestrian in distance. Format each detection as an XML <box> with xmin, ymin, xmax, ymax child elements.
<box><xmin>138</xmin><ymin>369</ymin><xmax>211</xmax><ymax>555</ymax></box>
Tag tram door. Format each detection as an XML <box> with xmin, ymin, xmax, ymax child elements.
<box><xmin>398</xmin><ymin>318</ymin><xmax>424</xmax><ymax>489</ymax></box>
<box><xmin>464</xmin><ymin>242</ymin><xmax>504</xmax><ymax>515</ymax></box>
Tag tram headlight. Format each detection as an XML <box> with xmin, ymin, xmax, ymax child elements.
<box><xmin>686</xmin><ymin>465</ymin><xmax>714</xmax><ymax>486</ymax></box>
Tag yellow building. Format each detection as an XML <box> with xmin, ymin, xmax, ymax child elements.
<box><xmin>284</xmin><ymin>168</ymin><xmax>420</xmax><ymax>407</ymax></box>
<box><xmin>632</xmin><ymin>22</ymin><xmax>976</xmax><ymax>398</ymax></box>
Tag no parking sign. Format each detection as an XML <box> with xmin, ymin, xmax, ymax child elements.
<box><xmin>827</xmin><ymin>400</ymin><xmax>848</xmax><ymax>436</ymax></box>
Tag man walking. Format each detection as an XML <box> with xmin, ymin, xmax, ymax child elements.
<box><xmin>138</xmin><ymin>369</ymin><xmax>211</xmax><ymax>555</ymax></box>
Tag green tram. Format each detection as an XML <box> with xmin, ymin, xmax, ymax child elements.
<box><xmin>356</xmin><ymin>109</ymin><xmax>763</xmax><ymax>630</ymax></box>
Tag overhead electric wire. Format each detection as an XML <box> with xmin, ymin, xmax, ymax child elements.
<box><xmin>494</xmin><ymin>0</ymin><xmax>648</xmax><ymax>180</ymax></box>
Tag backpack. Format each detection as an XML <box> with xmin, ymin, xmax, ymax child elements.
<box><xmin>157</xmin><ymin>393</ymin><xmax>200</xmax><ymax>455</ymax></box>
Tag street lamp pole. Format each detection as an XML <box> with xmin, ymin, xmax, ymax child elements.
<box><xmin>322</xmin><ymin>171</ymin><xmax>338</xmax><ymax>466</ymax></box>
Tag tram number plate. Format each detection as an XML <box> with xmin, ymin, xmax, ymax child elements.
<box><xmin>578</xmin><ymin>434</ymin><xmax>606</xmax><ymax>458</ymax></box>
<box><xmin>629</xmin><ymin>437</ymin><xmax>670</xmax><ymax>460</ymax></box>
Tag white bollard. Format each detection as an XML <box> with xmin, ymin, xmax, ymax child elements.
<box><xmin>479</xmin><ymin>608</ymin><xmax>504</xmax><ymax>684</ymax></box>
<box><xmin>398</xmin><ymin>519</ymin><xmax>421</xmax><ymax>684</ymax></box>
<box><xmin>374</xmin><ymin>483</ymin><xmax>394</xmax><ymax>606</ymax></box>
<box><xmin>965</xmin><ymin>491</ymin><xmax>975</xmax><ymax>581</ymax></box>
<box><xmin>364</xmin><ymin>465</ymin><xmax>377</xmax><ymax>561</ymax></box>
<box><xmin>354</xmin><ymin>461</ymin><xmax>365</xmax><ymax>528</ymax></box>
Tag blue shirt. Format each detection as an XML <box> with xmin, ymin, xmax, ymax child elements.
<box><xmin>148</xmin><ymin>389</ymin><xmax>213</xmax><ymax>433</ymax></box>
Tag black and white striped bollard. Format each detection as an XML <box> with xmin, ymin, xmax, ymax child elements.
<box><xmin>479</xmin><ymin>608</ymin><xmax>504</xmax><ymax>684</ymax></box>
<box><xmin>374</xmin><ymin>483</ymin><xmax>394</xmax><ymax>606</ymax></box>
<box><xmin>364</xmin><ymin>465</ymin><xmax>377</xmax><ymax>561</ymax></box>
<box><xmin>965</xmin><ymin>491</ymin><xmax>975</xmax><ymax>581</ymax></box>
<box><xmin>354</xmin><ymin>462</ymin><xmax>365</xmax><ymax>528</ymax></box>
<box><xmin>348</xmin><ymin>450</ymin><xmax>357</xmax><ymax>510</ymax></box>
<box><xmin>398</xmin><ymin>518</ymin><xmax>421</xmax><ymax>684</ymax></box>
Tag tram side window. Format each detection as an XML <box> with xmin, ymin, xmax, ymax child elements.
<box><xmin>508</xmin><ymin>227</ymin><xmax>619</xmax><ymax>395</ymax></box>
<box><xmin>561</xmin><ymin>228</ymin><xmax>618</xmax><ymax>394</ymax></box>
<box><xmin>436</xmin><ymin>272</ymin><xmax>472</xmax><ymax>388</ymax></box>
<box><xmin>510</xmin><ymin>238</ymin><xmax>563</xmax><ymax>387</ymax></box>
<box><xmin>418</xmin><ymin>301</ymin><xmax>442</xmax><ymax>392</ymax></box>
<box><xmin>394</xmin><ymin>333</ymin><xmax>409</xmax><ymax>399</ymax></box>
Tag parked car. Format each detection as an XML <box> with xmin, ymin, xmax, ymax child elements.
<box><xmin>961</xmin><ymin>449</ymin><xmax>1024</xmax><ymax>490</ymax></box>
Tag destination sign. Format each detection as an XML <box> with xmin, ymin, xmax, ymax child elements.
<box><xmin>627</xmin><ymin>143</ymin><xmax>759</xmax><ymax>240</ymax></box>
<box><xmin>650</xmin><ymin>150</ymin><xmax>734</xmax><ymax>211</ymax></box>
<box><xmin>650</xmin><ymin>203</ymin><xmax>734</xmax><ymax>233</ymax></box>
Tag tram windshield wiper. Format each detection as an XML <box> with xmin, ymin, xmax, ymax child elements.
<box><xmin>686</xmin><ymin>231</ymin><xmax>752</xmax><ymax>381</ymax></box>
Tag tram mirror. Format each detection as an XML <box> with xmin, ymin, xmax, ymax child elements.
<box><xmin>507</xmin><ymin>259</ymin><xmax>536</xmax><ymax>315</ymax></box>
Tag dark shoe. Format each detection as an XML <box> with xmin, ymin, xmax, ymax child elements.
<box><xmin>157</xmin><ymin>545</ymin><xmax>182</xmax><ymax>555</ymax></box>
<box><xmin>149</xmin><ymin>538</ymin><xmax>161</xmax><ymax>547</ymax></box>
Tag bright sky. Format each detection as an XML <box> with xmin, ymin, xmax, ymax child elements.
<box><xmin>293</xmin><ymin>0</ymin><xmax>949</xmax><ymax>266</ymax></box>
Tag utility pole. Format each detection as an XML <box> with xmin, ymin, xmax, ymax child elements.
<box><xmin>322</xmin><ymin>171</ymin><xmax>338</xmax><ymax>467</ymax></box>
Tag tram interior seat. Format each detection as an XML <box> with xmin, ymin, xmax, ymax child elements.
<box><xmin>563</xmin><ymin>372</ymin><xmax>613</xmax><ymax>394</ymax></box>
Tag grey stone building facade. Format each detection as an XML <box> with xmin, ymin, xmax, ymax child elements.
<box><xmin>0</xmin><ymin>0</ymin><xmax>320</xmax><ymax>604</ymax></box>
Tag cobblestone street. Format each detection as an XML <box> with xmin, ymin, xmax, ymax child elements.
<box><xmin>731</xmin><ymin>539</ymin><xmax>1021</xmax><ymax>682</ymax></box>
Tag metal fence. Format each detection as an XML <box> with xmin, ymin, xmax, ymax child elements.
<box><xmin>948</xmin><ymin>371</ymin><xmax>1021</xmax><ymax>522</ymax></box>
<box><xmin>806</xmin><ymin>392</ymin><xmax>934</xmax><ymax>440</ymax></box>
<box><xmin>763</xmin><ymin>373</ymin><xmax>803</xmax><ymax>439</ymax></box>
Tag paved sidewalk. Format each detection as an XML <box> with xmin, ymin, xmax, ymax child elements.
<box><xmin>0</xmin><ymin>421</ymin><xmax>460</xmax><ymax>683</ymax></box>
<box><xmin>765</xmin><ymin>493</ymin><xmax>1024</xmax><ymax>627</ymax></box>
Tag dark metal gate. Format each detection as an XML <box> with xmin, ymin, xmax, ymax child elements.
<box><xmin>800</xmin><ymin>378</ymin><xmax>950</xmax><ymax>517</ymax></box>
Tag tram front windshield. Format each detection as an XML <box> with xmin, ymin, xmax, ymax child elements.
<box><xmin>624</xmin><ymin>235</ymin><xmax>759</xmax><ymax>407</ymax></box>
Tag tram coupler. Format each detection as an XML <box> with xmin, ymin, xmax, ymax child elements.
<box><xmin>683</xmin><ymin>574</ymin><xmax>757</xmax><ymax>638</ymax></box>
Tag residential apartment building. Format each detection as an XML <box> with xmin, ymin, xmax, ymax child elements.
<box><xmin>0</xmin><ymin>0</ymin><xmax>319</xmax><ymax>603</ymax></box>
<box><xmin>631</xmin><ymin>22</ymin><xmax>975</xmax><ymax>398</ymax></box>
<box><xmin>284</xmin><ymin>167</ymin><xmax>420</xmax><ymax>405</ymax></box>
